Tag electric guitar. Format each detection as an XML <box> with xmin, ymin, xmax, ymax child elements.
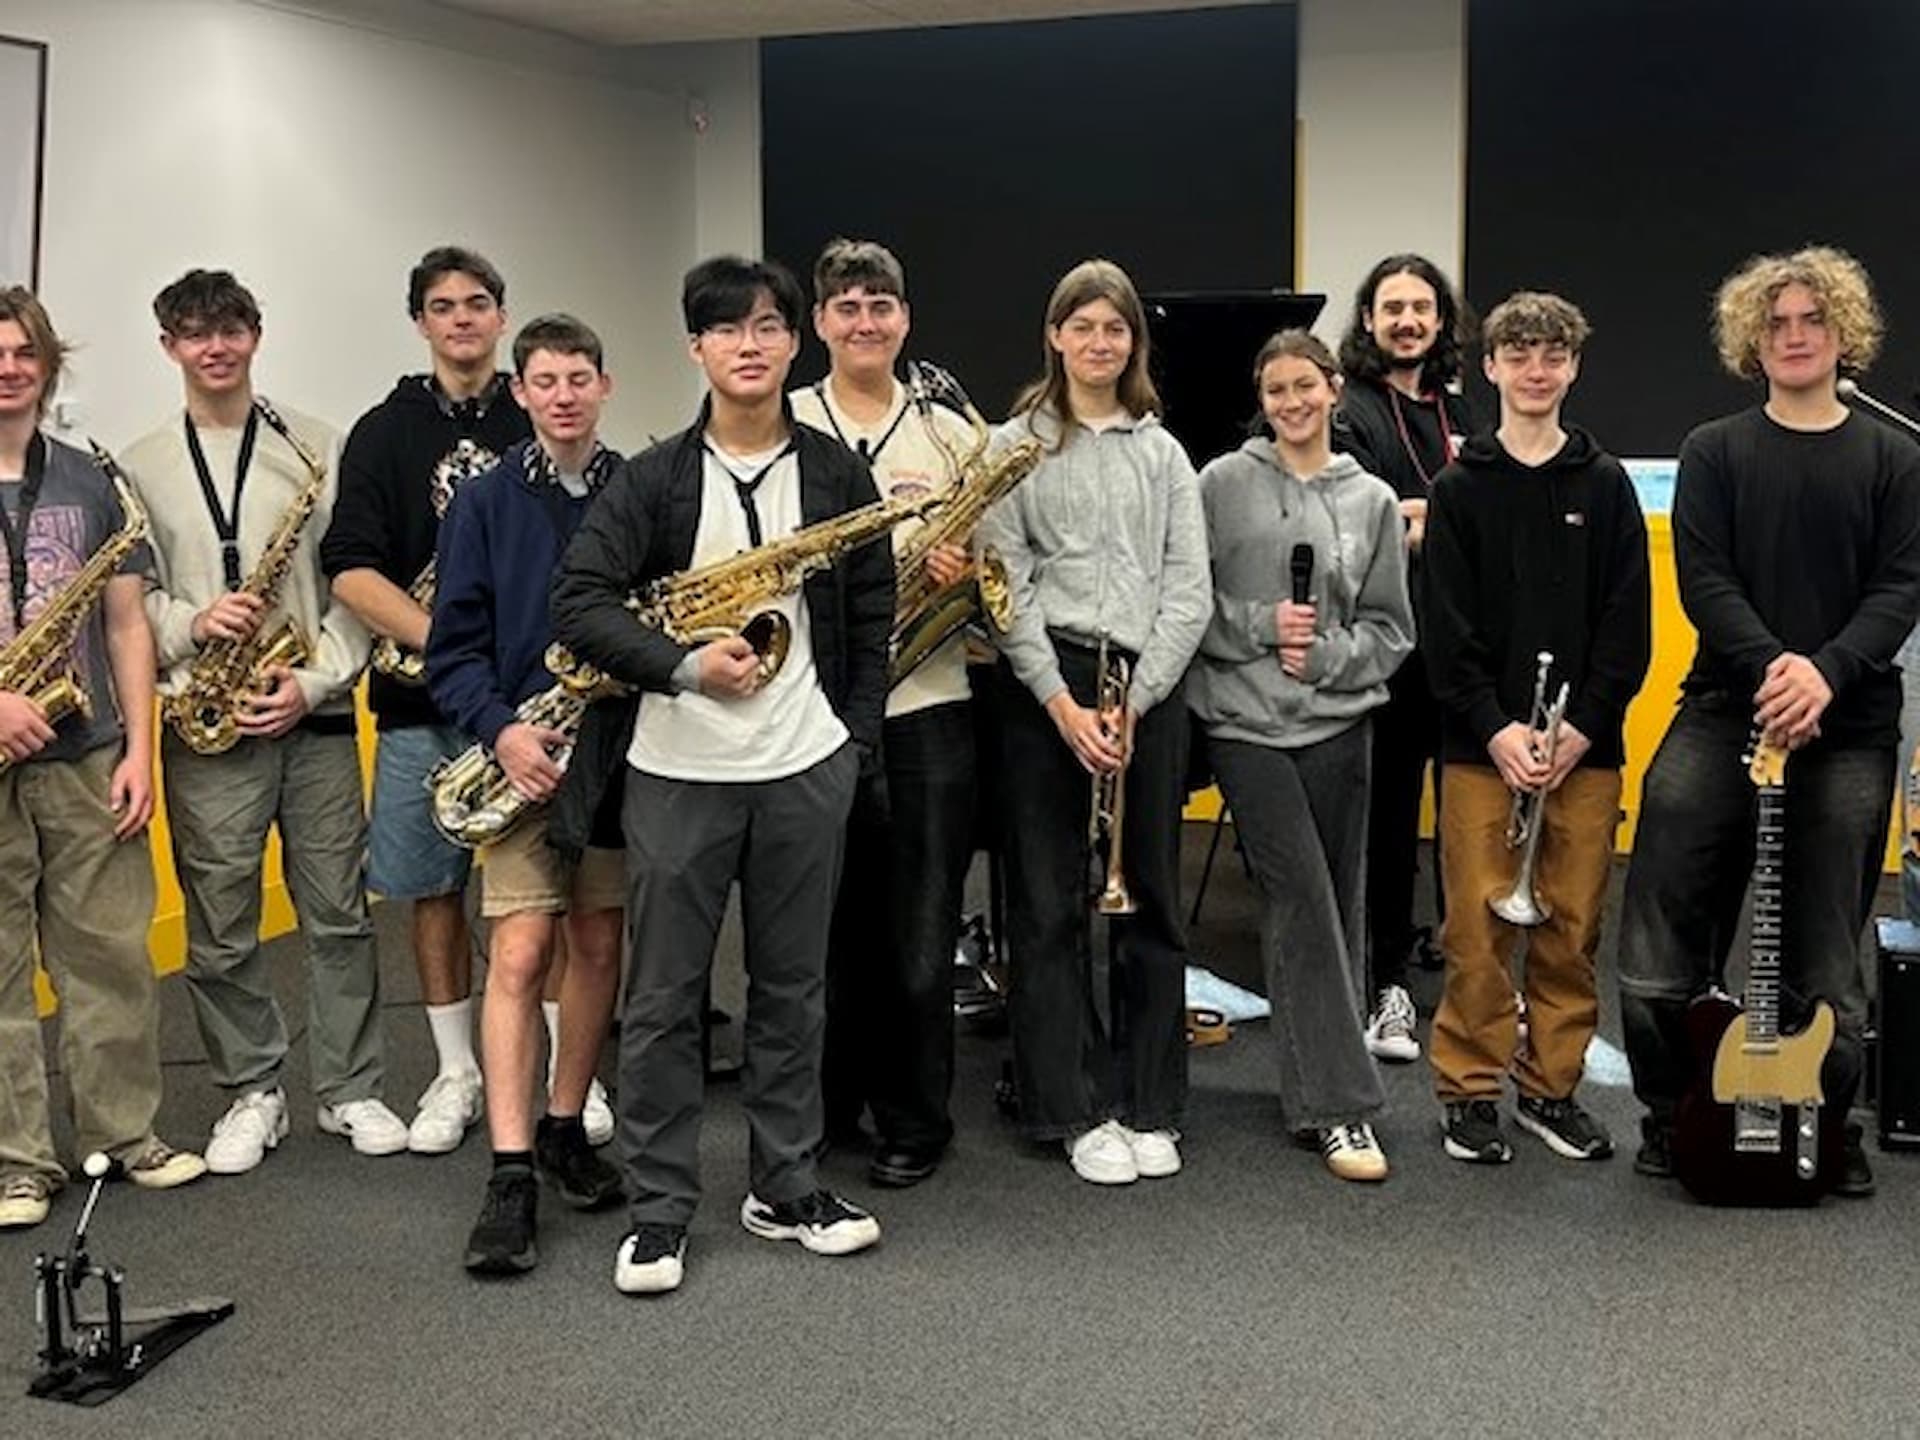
<box><xmin>1671</xmin><ymin>734</ymin><xmax>1844</xmax><ymax>1205</ymax></box>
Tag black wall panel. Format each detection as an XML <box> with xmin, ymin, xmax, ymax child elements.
<box><xmin>762</xmin><ymin>5</ymin><xmax>1297</xmax><ymax>421</ymax></box>
<box><xmin>1467</xmin><ymin>0</ymin><xmax>1920</xmax><ymax>455</ymax></box>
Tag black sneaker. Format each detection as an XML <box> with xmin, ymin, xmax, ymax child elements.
<box><xmin>614</xmin><ymin>1224</ymin><xmax>689</xmax><ymax>1294</ymax></box>
<box><xmin>464</xmin><ymin>1170</ymin><xmax>538</xmax><ymax>1275</ymax></box>
<box><xmin>739</xmin><ymin>1189</ymin><xmax>881</xmax><ymax>1255</ymax></box>
<box><xmin>1442</xmin><ymin>1100</ymin><xmax>1514</xmax><ymax>1164</ymax></box>
<box><xmin>1633</xmin><ymin>1115</ymin><xmax>1674</xmax><ymax>1178</ymax></box>
<box><xmin>536</xmin><ymin>1115</ymin><xmax>624</xmax><ymax>1211</ymax></box>
<box><xmin>1834</xmin><ymin>1121</ymin><xmax>1876</xmax><ymax>1199</ymax></box>
<box><xmin>1515</xmin><ymin>1094</ymin><xmax>1615</xmax><ymax>1160</ymax></box>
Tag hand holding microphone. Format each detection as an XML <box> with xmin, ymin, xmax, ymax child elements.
<box><xmin>1278</xmin><ymin>542</ymin><xmax>1316</xmax><ymax>678</ymax></box>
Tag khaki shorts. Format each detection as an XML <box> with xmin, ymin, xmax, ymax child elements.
<box><xmin>478</xmin><ymin>806</ymin><xmax>624</xmax><ymax>919</ymax></box>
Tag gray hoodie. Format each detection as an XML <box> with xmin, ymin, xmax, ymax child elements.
<box><xmin>1190</xmin><ymin>439</ymin><xmax>1413</xmax><ymax>749</ymax></box>
<box><xmin>978</xmin><ymin>408</ymin><xmax>1211</xmax><ymax>714</ymax></box>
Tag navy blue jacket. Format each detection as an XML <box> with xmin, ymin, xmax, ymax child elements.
<box><xmin>424</xmin><ymin>440</ymin><xmax>618</xmax><ymax>748</ymax></box>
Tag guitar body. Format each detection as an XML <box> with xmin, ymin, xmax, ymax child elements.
<box><xmin>1671</xmin><ymin>992</ymin><xmax>1843</xmax><ymax>1206</ymax></box>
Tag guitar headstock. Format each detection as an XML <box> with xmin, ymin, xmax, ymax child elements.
<box><xmin>1744</xmin><ymin>729</ymin><xmax>1788</xmax><ymax>788</ymax></box>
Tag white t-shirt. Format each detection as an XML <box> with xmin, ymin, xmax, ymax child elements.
<box><xmin>625</xmin><ymin>441</ymin><xmax>849</xmax><ymax>783</ymax></box>
<box><xmin>790</xmin><ymin>378</ymin><xmax>973</xmax><ymax>718</ymax></box>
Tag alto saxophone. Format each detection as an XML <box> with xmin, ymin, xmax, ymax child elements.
<box><xmin>370</xmin><ymin>559</ymin><xmax>433</xmax><ymax>685</ymax></box>
<box><xmin>428</xmin><ymin>645</ymin><xmax>626</xmax><ymax>848</ymax></box>
<box><xmin>0</xmin><ymin>444</ymin><xmax>150</xmax><ymax>774</ymax></box>
<box><xmin>889</xmin><ymin>360</ymin><xmax>1042</xmax><ymax>686</ymax></box>
<box><xmin>163</xmin><ymin>400</ymin><xmax>328</xmax><ymax>755</ymax></box>
<box><xmin>633</xmin><ymin>484</ymin><xmax>946</xmax><ymax>682</ymax></box>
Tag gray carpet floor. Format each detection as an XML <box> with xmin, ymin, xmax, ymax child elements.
<box><xmin>4</xmin><ymin>828</ymin><xmax>1917</xmax><ymax>1439</ymax></box>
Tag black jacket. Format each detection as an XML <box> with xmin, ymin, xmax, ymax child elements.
<box><xmin>546</xmin><ymin>402</ymin><xmax>891</xmax><ymax>855</ymax></box>
<box><xmin>319</xmin><ymin>373</ymin><xmax>531</xmax><ymax>730</ymax></box>
<box><xmin>1422</xmin><ymin>426</ymin><xmax>1652</xmax><ymax>769</ymax></box>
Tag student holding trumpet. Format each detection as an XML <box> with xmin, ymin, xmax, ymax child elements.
<box><xmin>1421</xmin><ymin>293</ymin><xmax>1650</xmax><ymax>1165</ymax></box>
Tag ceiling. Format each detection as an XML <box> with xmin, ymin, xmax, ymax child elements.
<box><xmin>426</xmin><ymin>0</ymin><xmax>1271</xmax><ymax>46</ymax></box>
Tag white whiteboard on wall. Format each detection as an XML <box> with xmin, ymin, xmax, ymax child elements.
<box><xmin>0</xmin><ymin>36</ymin><xmax>46</xmax><ymax>289</ymax></box>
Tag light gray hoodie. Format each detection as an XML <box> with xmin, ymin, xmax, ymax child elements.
<box><xmin>978</xmin><ymin>408</ymin><xmax>1211</xmax><ymax>715</ymax></box>
<box><xmin>1190</xmin><ymin>438</ymin><xmax>1413</xmax><ymax>749</ymax></box>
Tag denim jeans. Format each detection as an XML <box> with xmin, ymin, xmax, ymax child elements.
<box><xmin>995</xmin><ymin>649</ymin><xmax>1189</xmax><ymax>1141</ymax></box>
<box><xmin>1617</xmin><ymin>701</ymin><xmax>1889</xmax><ymax>1119</ymax></box>
<box><xmin>824</xmin><ymin>700</ymin><xmax>976</xmax><ymax>1152</ymax></box>
<box><xmin>1209</xmin><ymin>725</ymin><xmax>1384</xmax><ymax>1131</ymax></box>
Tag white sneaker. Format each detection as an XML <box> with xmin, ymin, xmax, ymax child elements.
<box><xmin>1320</xmin><ymin>1121</ymin><xmax>1390</xmax><ymax>1182</ymax></box>
<box><xmin>614</xmin><ymin>1225</ymin><xmax>688</xmax><ymax>1294</ymax></box>
<box><xmin>318</xmin><ymin>1097</ymin><xmax>410</xmax><ymax>1156</ymax></box>
<box><xmin>1122</xmin><ymin>1125</ymin><xmax>1182</xmax><ymax>1178</ymax></box>
<box><xmin>1365</xmin><ymin>984</ymin><xmax>1421</xmax><ymax>1063</ymax></box>
<box><xmin>407</xmin><ymin>1070</ymin><xmax>484</xmax><ymax>1155</ymax></box>
<box><xmin>0</xmin><ymin>1172</ymin><xmax>53</xmax><ymax>1228</ymax></box>
<box><xmin>1065</xmin><ymin>1120</ymin><xmax>1138</xmax><ymax>1185</ymax></box>
<box><xmin>583</xmin><ymin>1078</ymin><xmax>615</xmax><ymax>1148</ymax></box>
<box><xmin>205</xmin><ymin>1088</ymin><xmax>289</xmax><ymax>1175</ymax></box>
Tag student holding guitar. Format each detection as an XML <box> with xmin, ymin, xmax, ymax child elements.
<box><xmin>1617</xmin><ymin>246</ymin><xmax>1920</xmax><ymax>1201</ymax></box>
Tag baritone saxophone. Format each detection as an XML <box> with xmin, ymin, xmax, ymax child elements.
<box><xmin>888</xmin><ymin>359</ymin><xmax>1041</xmax><ymax>686</ymax></box>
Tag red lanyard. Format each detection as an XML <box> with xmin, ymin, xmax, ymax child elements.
<box><xmin>1387</xmin><ymin>386</ymin><xmax>1457</xmax><ymax>489</ymax></box>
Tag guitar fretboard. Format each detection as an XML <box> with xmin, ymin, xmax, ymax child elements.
<box><xmin>1748</xmin><ymin>781</ymin><xmax>1784</xmax><ymax>1046</ymax></box>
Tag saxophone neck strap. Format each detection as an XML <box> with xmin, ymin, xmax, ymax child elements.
<box><xmin>812</xmin><ymin>381</ymin><xmax>910</xmax><ymax>466</ymax></box>
<box><xmin>705</xmin><ymin>438</ymin><xmax>795</xmax><ymax>549</ymax></box>
<box><xmin>185</xmin><ymin>405</ymin><xmax>262</xmax><ymax>590</ymax></box>
<box><xmin>0</xmin><ymin>429</ymin><xmax>49</xmax><ymax>631</ymax></box>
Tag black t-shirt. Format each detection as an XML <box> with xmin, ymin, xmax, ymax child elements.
<box><xmin>1674</xmin><ymin>406</ymin><xmax>1920</xmax><ymax>747</ymax></box>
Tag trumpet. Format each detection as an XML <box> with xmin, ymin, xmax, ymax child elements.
<box><xmin>1491</xmin><ymin>650</ymin><xmax>1570</xmax><ymax>928</ymax></box>
<box><xmin>1090</xmin><ymin>634</ymin><xmax>1137</xmax><ymax>916</ymax></box>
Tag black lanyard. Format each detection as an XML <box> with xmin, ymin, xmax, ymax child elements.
<box><xmin>812</xmin><ymin>383</ymin><xmax>909</xmax><ymax>464</ymax></box>
<box><xmin>707</xmin><ymin>440</ymin><xmax>795</xmax><ymax>548</ymax></box>
<box><xmin>185</xmin><ymin>406</ymin><xmax>262</xmax><ymax>589</ymax></box>
<box><xmin>0</xmin><ymin>431</ymin><xmax>49</xmax><ymax>631</ymax></box>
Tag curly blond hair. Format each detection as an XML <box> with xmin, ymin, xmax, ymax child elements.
<box><xmin>1712</xmin><ymin>245</ymin><xmax>1882</xmax><ymax>381</ymax></box>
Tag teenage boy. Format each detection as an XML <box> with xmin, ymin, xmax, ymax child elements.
<box><xmin>1422</xmin><ymin>292</ymin><xmax>1650</xmax><ymax>1164</ymax></box>
<box><xmin>551</xmin><ymin>256</ymin><xmax>891</xmax><ymax>1295</ymax></box>
<box><xmin>1618</xmin><ymin>247</ymin><xmax>1920</xmax><ymax>1196</ymax></box>
<box><xmin>790</xmin><ymin>238</ymin><xmax>977</xmax><ymax>1187</ymax></box>
<box><xmin>322</xmin><ymin>246</ymin><xmax>533</xmax><ymax>1156</ymax></box>
<box><xmin>0</xmin><ymin>287</ymin><xmax>204</xmax><ymax>1229</ymax></box>
<box><xmin>1335</xmin><ymin>254</ymin><xmax>1476</xmax><ymax>1064</ymax></box>
<box><xmin>426</xmin><ymin>314</ymin><xmax>625</xmax><ymax>1274</ymax></box>
<box><xmin>124</xmin><ymin>269</ymin><xmax>404</xmax><ymax>1172</ymax></box>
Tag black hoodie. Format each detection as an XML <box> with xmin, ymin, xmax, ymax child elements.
<box><xmin>319</xmin><ymin>373</ymin><xmax>531</xmax><ymax>729</ymax></box>
<box><xmin>1422</xmin><ymin>425</ymin><xmax>1651</xmax><ymax>769</ymax></box>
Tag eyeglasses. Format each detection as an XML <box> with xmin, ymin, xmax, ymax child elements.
<box><xmin>702</xmin><ymin>315</ymin><xmax>791</xmax><ymax>347</ymax></box>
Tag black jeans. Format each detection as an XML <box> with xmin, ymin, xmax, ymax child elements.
<box><xmin>824</xmin><ymin>701</ymin><xmax>976</xmax><ymax>1152</ymax></box>
<box><xmin>1617</xmin><ymin>702</ymin><xmax>1889</xmax><ymax>1121</ymax></box>
<box><xmin>995</xmin><ymin>648</ymin><xmax>1189</xmax><ymax>1141</ymax></box>
<box><xmin>1368</xmin><ymin>648</ymin><xmax>1443</xmax><ymax>993</ymax></box>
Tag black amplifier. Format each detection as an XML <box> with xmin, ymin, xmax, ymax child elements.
<box><xmin>1874</xmin><ymin>918</ymin><xmax>1920</xmax><ymax>1149</ymax></box>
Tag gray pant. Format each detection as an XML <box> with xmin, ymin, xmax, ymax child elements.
<box><xmin>618</xmin><ymin>743</ymin><xmax>858</xmax><ymax>1228</ymax></box>
<box><xmin>1209</xmin><ymin>724</ymin><xmax>1385</xmax><ymax>1131</ymax></box>
<box><xmin>163</xmin><ymin>727</ymin><xmax>384</xmax><ymax>1105</ymax></box>
<box><xmin>0</xmin><ymin>746</ymin><xmax>161</xmax><ymax>1184</ymax></box>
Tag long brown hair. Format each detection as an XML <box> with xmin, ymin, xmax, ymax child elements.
<box><xmin>1013</xmin><ymin>259</ymin><xmax>1160</xmax><ymax>443</ymax></box>
<box><xmin>0</xmin><ymin>286</ymin><xmax>69</xmax><ymax>417</ymax></box>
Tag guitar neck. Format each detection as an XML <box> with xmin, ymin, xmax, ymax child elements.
<box><xmin>1747</xmin><ymin>780</ymin><xmax>1785</xmax><ymax>1044</ymax></box>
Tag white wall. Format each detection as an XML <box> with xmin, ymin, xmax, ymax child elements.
<box><xmin>626</xmin><ymin>39</ymin><xmax>763</xmax><ymax>263</ymax></box>
<box><xmin>2</xmin><ymin>0</ymin><xmax>707</xmax><ymax>453</ymax></box>
<box><xmin>1296</xmin><ymin>0</ymin><xmax>1465</xmax><ymax>340</ymax></box>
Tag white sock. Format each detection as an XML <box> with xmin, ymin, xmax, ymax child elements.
<box><xmin>542</xmin><ymin>1000</ymin><xmax>562</xmax><ymax>1090</ymax></box>
<box><xmin>426</xmin><ymin>999</ymin><xmax>478</xmax><ymax>1079</ymax></box>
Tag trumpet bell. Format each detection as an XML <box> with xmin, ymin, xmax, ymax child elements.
<box><xmin>1490</xmin><ymin>886</ymin><xmax>1551</xmax><ymax>927</ymax></box>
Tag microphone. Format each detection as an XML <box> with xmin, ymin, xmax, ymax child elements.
<box><xmin>1838</xmin><ymin>378</ymin><xmax>1920</xmax><ymax>436</ymax></box>
<box><xmin>1290</xmin><ymin>543</ymin><xmax>1314</xmax><ymax>605</ymax></box>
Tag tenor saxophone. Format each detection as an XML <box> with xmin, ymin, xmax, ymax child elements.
<box><xmin>427</xmin><ymin>645</ymin><xmax>626</xmax><ymax>848</ymax></box>
<box><xmin>888</xmin><ymin>360</ymin><xmax>1042</xmax><ymax>686</ymax></box>
<box><xmin>162</xmin><ymin>400</ymin><xmax>328</xmax><ymax>755</ymax></box>
<box><xmin>0</xmin><ymin>445</ymin><xmax>149</xmax><ymax>774</ymax></box>
<box><xmin>634</xmin><ymin>485</ymin><xmax>945</xmax><ymax>682</ymax></box>
<box><xmin>370</xmin><ymin>559</ymin><xmax>433</xmax><ymax>685</ymax></box>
